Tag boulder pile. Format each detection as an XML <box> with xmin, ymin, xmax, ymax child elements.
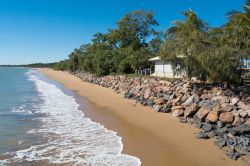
<box><xmin>73</xmin><ymin>71</ymin><xmax>250</xmax><ymax>161</ymax></box>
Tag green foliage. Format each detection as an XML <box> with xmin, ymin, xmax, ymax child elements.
<box><xmin>159</xmin><ymin>1</ymin><xmax>250</xmax><ymax>83</ymax></box>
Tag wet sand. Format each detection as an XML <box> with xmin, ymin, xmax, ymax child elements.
<box><xmin>40</xmin><ymin>69</ymin><xmax>247</xmax><ymax>166</ymax></box>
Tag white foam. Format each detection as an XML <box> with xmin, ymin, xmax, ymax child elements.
<box><xmin>11</xmin><ymin>105</ymin><xmax>33</xmax><ymax>115</ymax></box>
<box><xmin>2</xmin><ymin>70</ymin><xmax>141</xmax><ymax>166</ymax></box>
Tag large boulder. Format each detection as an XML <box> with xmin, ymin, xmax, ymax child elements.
<box><xmin>182</xmin><ymin>95</ymin><xmax>195</xmax><ymax>106</ymax></box>
<box><xmin>171</xmin><ymin>106</ymin><xmax>183</xmax><ymax>111</ymax></box>
<box><xmin>212</xmin><ymin>103</ymin><xmax>222</xmax><ymax>112</ymax></box>
<box><xmin>144</xmin><ymin>88</ymin><xmax>151</xmax><ymax>99</ymax></box>
<box><xmin>221</xmin><ymin>104</ymin><xmax>236</xmax><ymax>112</ymax></box>
<box><xmin>172</xmin><ymin>109</ymin><xmax>184</xmax><ymax>117</ymax></box>
<box><xmin>238</xmin><ymin>109</ymin><xmax>248</xmax><ymax>118</ymax></box>
<box><xmin>231</xmin><ymin>97</ymin><xmax>239</xmax><ymax>105</ymax></box>
<box><xmin>184</xmin><ymin>103</ymin><xmax>198</xmax><ymax>117</ymax></box>
<box><xmin>154</xmin><ymin>98</ymin><xmax>165</xmax><ymax>105</ymax></box>
<box><xmin>232</xmin><ymin>116</ymin><xmax>243</xmax><ymax>127</ymax></box>
<box><xmin>245</xmin><ymin>119</ymin><xmax>250</xmax><ymax>125</ymax></box>
<box><xmin>219</xmin><ymin>112</ymin><xmax>234</xmax><ymax>124</ymax></box>
<box><xmin>238</xmin><ymin>101</ymin><xmax>250</xmax><ymax>110</ymax></box>
<box><xmin>153</xmin><ymin>105</ymin><xmax>162</xmax><ymax>112</ymax></box>
<box><xmin>206</xmin><ymin>111</ymin><xmax>219</xmax><ymax>123</ymax></box>
<box><xmin>196</xmin><ymin>105</ymin><xmax>212</xmax><ymax>120</ymax></box>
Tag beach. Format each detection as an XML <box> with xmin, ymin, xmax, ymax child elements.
<box><xmin>40</xmin><ymin>68</ymin><xmax>247</xmax><ymax>166</ymax></box>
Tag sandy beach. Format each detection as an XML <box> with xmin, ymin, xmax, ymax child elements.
<box><xmin>41</xmin><ymin>69</ymin><xmax>247</xmax><ymax>166</ymax></box>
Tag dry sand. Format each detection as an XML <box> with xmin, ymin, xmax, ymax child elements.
<box><xmin>40</xmin><ymin>69</ymin><xmax>247</xmax><ymax>166</ymax></box>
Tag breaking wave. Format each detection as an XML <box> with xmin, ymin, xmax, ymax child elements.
<box><xmin>0</xmin><ymin>70</ymin><xmax>140</xmax><ymax>166</ymax></box>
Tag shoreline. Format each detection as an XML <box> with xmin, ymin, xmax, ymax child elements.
<box><xmin>40</xmin><ymin>69</ymin><xmax>246</xmax><ymax>166</ymax></box>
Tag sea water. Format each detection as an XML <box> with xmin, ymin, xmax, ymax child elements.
<box><xmin>0</xmin><ymin>67</ymin><xmax>140</xmax><ymax>166</ymax></box>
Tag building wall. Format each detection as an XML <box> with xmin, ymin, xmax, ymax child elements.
<box><xmin>153</xmin><ymin>61</ymin><xmax>174</xmax><ymax>77</ymax></box>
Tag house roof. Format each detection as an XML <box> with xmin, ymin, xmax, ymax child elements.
<box><xmin>149</xmin><ymin>55</ymin><xmax>185</xmax><ymax>61</ymax></box>
<box><xmin>149</xmin><ymin>56</ymin><xmax>161</xmax><ymax>61</ymax></box>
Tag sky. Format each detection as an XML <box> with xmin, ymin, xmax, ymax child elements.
<box><xmin>0</xmin><ymin>0</ymin><xmax>245</xmax><ymax>65</ymax></box>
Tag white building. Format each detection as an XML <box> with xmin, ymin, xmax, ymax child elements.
<box><xmin>149</xmin><ymin>56</ymin><xmax>182</xmax><ymax>78</ymax></box>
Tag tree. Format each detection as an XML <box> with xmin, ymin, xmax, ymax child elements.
<box><xmin>108</xmin><ymin>10</ymin><xmax>159</xmax><ymax>49</ymax></box>
<box><xmin>160</xmin><ymin>10</ymin><xmax>209</xmax><ymax>80</ymax></box>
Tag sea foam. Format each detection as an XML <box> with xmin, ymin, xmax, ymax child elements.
<box><xmin>1</xmin><ymin>70</ymin><xmax>141</xmax><ymax>166</ymax></box>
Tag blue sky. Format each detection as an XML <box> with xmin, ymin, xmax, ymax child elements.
<box><xmin>0</xmin><ymin>0</ymin><xmax>245</xmax><ymax>65</ymax></box>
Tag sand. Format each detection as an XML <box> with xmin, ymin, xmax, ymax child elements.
<box><xmin>40</xmin><ymin>69</ymin><xmax>247</xmax><ymax>166</ymax></box>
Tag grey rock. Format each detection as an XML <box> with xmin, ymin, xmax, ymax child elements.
<box><xmin>202</xmin><ymin>123</ymin><xmax>213</xmax><ymax>132</ymax></box>
<box><xmin>199</xmin><ymin>100</ymin><xmax>215</xmax><ymax>107</ymax></box>
<box><xmin>231</xmin><ymin>125</ymin><xmax>250</xmax><ymax>135</ymax></box>
<box><xmin>163</xmin><ymin>94</ymin><xmax>170</xmax><ymax>101</ymax></box>
<box><xmin>228</xmin><ymin>149</ymin><xmax>241</xmax><ymax>160</ymax></box>
<box><xmin>196</xmin><ymin>131</ymin><xmax>209</xmax><ymax>139</ymax></box>
<box><xmin>215</xmin><ymin>138</ymin><xmax>226</xmax><ymax>148</ymax></box>
<box><xmin>153</xmin><ymin>105</ymin><xmax>162</xmax><ymax>112</ymax></box>
<box><xmin>217</xmin><ymin>121</ymin><xmax>224</xmax><ymax>128</ymax></box>
<box><xmin>180</xmin><ymin>117</ymin><xmax>188</xmax><ymax>123</ymax></box>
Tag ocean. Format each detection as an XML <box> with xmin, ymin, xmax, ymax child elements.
<box><xmin>0</xmin><ymin>67</ymin><xmax>140</xmax><ymax>166</ymax></box>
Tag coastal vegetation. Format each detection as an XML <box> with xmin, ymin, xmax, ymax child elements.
<box><xmin>53</xmin><ymin>0</ymin><xmax>250</xmax><ymax>83</ymax></box>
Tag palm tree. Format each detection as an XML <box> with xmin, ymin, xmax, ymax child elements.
<box><xmin>160</xmin><ymin>10</ymin><xmax>209</xmax><ymax>79</ymax></box>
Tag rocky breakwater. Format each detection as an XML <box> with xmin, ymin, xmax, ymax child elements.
<box><xmin>73</xmin><ymin>71</ymin><xmax>250</xmax><ymax>161</ymax></box>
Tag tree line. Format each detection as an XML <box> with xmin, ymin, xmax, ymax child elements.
<box><xmin>53</xmin><ymin>0</ymin><xmax>250</xmax><ymax>83</ymax></box>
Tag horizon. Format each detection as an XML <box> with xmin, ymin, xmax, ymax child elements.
<box><xmin>0</xmin><ymin>0</ymin><xmax>245</xmax><ymax>65</ymax></box>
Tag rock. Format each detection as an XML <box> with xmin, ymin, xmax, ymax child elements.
<box><xmin>206</xmin><ymin>111</ymin><xmax>219</xmax><ymax>123</ymax></box>
<box><xmin>238</xmin><ymin>109</ymin><xmax>248</xmax><ymax>118</ymax></box>
<box><xmin>163</xmin><ymin>94</ymin><xmax>170</xmax><ymax>101</ymax></box>
<box><xmin>153</xmin><ymin>105</ymin><xmax>162</xmax><ymax>112</ymax></box>
<box><xmin>181</xmin><ymin>95</ymin><xmax>188</xmax><ymax>103</ymax></box>
<box><xmin>184</xmin><ymin>103</ymin><xmax>198</xmax><ymax>117</ymax></box>
<box><xmin>171</xmin><ymin>106</ymin><xmax>183</xmax><ymax>111</ymax></box>
<box><xmin>215</xmin><ymin>138</ymin><xmax>226</xmax><ymax>148</ymax></box>
<box><xmin>195</xmin><ymin>121</ymin><xmax>203</xmax><ymax>128</ymax></box>
<box><xmin>232</xmin><ymin>109</ymin><xmax>240</xmax><ymax>117</ymax></box>
<box><xmin>154</xmin><ymin>98</ymin><xmax>165</xmax><ymax>105</ymax></box>
<box><xmin>147</xmin><ymin>99</ymin><xmax>154</xmax><ymax>106</ymax></box>
<box><xmin>199</xmin><ymin>100</ymin><xmax>215</xmax><ymax>107</ymax></box>
<box><xmin>212</xmin><ymin>103</ymin><xmax>222</xmax><ymax>112</ymax></box>
<box><xmin>221</xmin><ymin>104</ymin><xmax>236</xmax><ymax>112</ymax></box>
<box><xmin>182</xmin><ymin>95</ymin><xmax>194</xmax><ymax>106</ymax></box>
<box><xmin>228</xmin><ymin>149</ymin><xmax>241</xmax><ymax>160</ymax></box>
<box><xmin>172</xmin><ymin>109</ymin><xmax>184</xmax><ymax>117</ymax></box>
<box><xmin>180</xmin><ymin>117</ymin><xmax>187</xmax><ymax>123</ymax></box>
<box><xmin>196</xmin><ymin>131</ymin><xmax>208</xmax><ymax>139</ymax></box>
<box><xmin>232</xmin><ymin>125</ymin><xmax>250</xmax><ymax>134</ymax></box>
<box><xmin>231</xmin><ymin>97</ymin><xmax>239</xmax><ymax>105</ymax></box>
<box><xmin>219</xmin><ymin>112</ymin><xmax>234</xmax><ymax>124</ymax></box>
<box><xmin>202</xmin><ymin>123</ymin><xmax>213</xmax><ymax>132</ymax></box>
<box><xmin>217</xmin><ymin>121</ymin><xmax>224</xmax><ymax>128</ymax></box>
<box><xmin>196</xmin><ymin>105</ymin><xmax>212</xmax><ymax>121</ymax></box>
<box><xmin>238</xmin><ymin>101</ymin><xmax>250</xmax><ymax>110</ymax></box>
<box><xmin>207</xmin><ymin>130</ymin><xmax>216</xmax><ymax>138</ymax></box>
<box><xmin>161</xmin><ymin>104</ymin><xmax>171</xmax><ymax>113</ymax></box>
<box><xmin>232</xmin><ymin>116</ymin><xmax>242</xmax><ymax>127</ymax></box>
<box><xmin>246</xmin><ymin>110</ymin><xmax>250</xmax><ymax>117</ymax></box>
<box><xmin>144</xmin><ymin>88</ymin><xmax>151</xmax><ymax>99</ymax></box>
<box><xmin>193</xmin><ymin>93</ymin><xmax>200</xmax><ymax>103</ymax></box>
<box><xmin>245</xmin><ymin>119</ymin><xmax>250</xmax><ymax>125</ymax></box>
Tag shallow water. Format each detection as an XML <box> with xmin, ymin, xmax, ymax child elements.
<box><xmin>0</xmin><ymin>67</ymin><xmax>140</xmax><ymax>165</ymax></box>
